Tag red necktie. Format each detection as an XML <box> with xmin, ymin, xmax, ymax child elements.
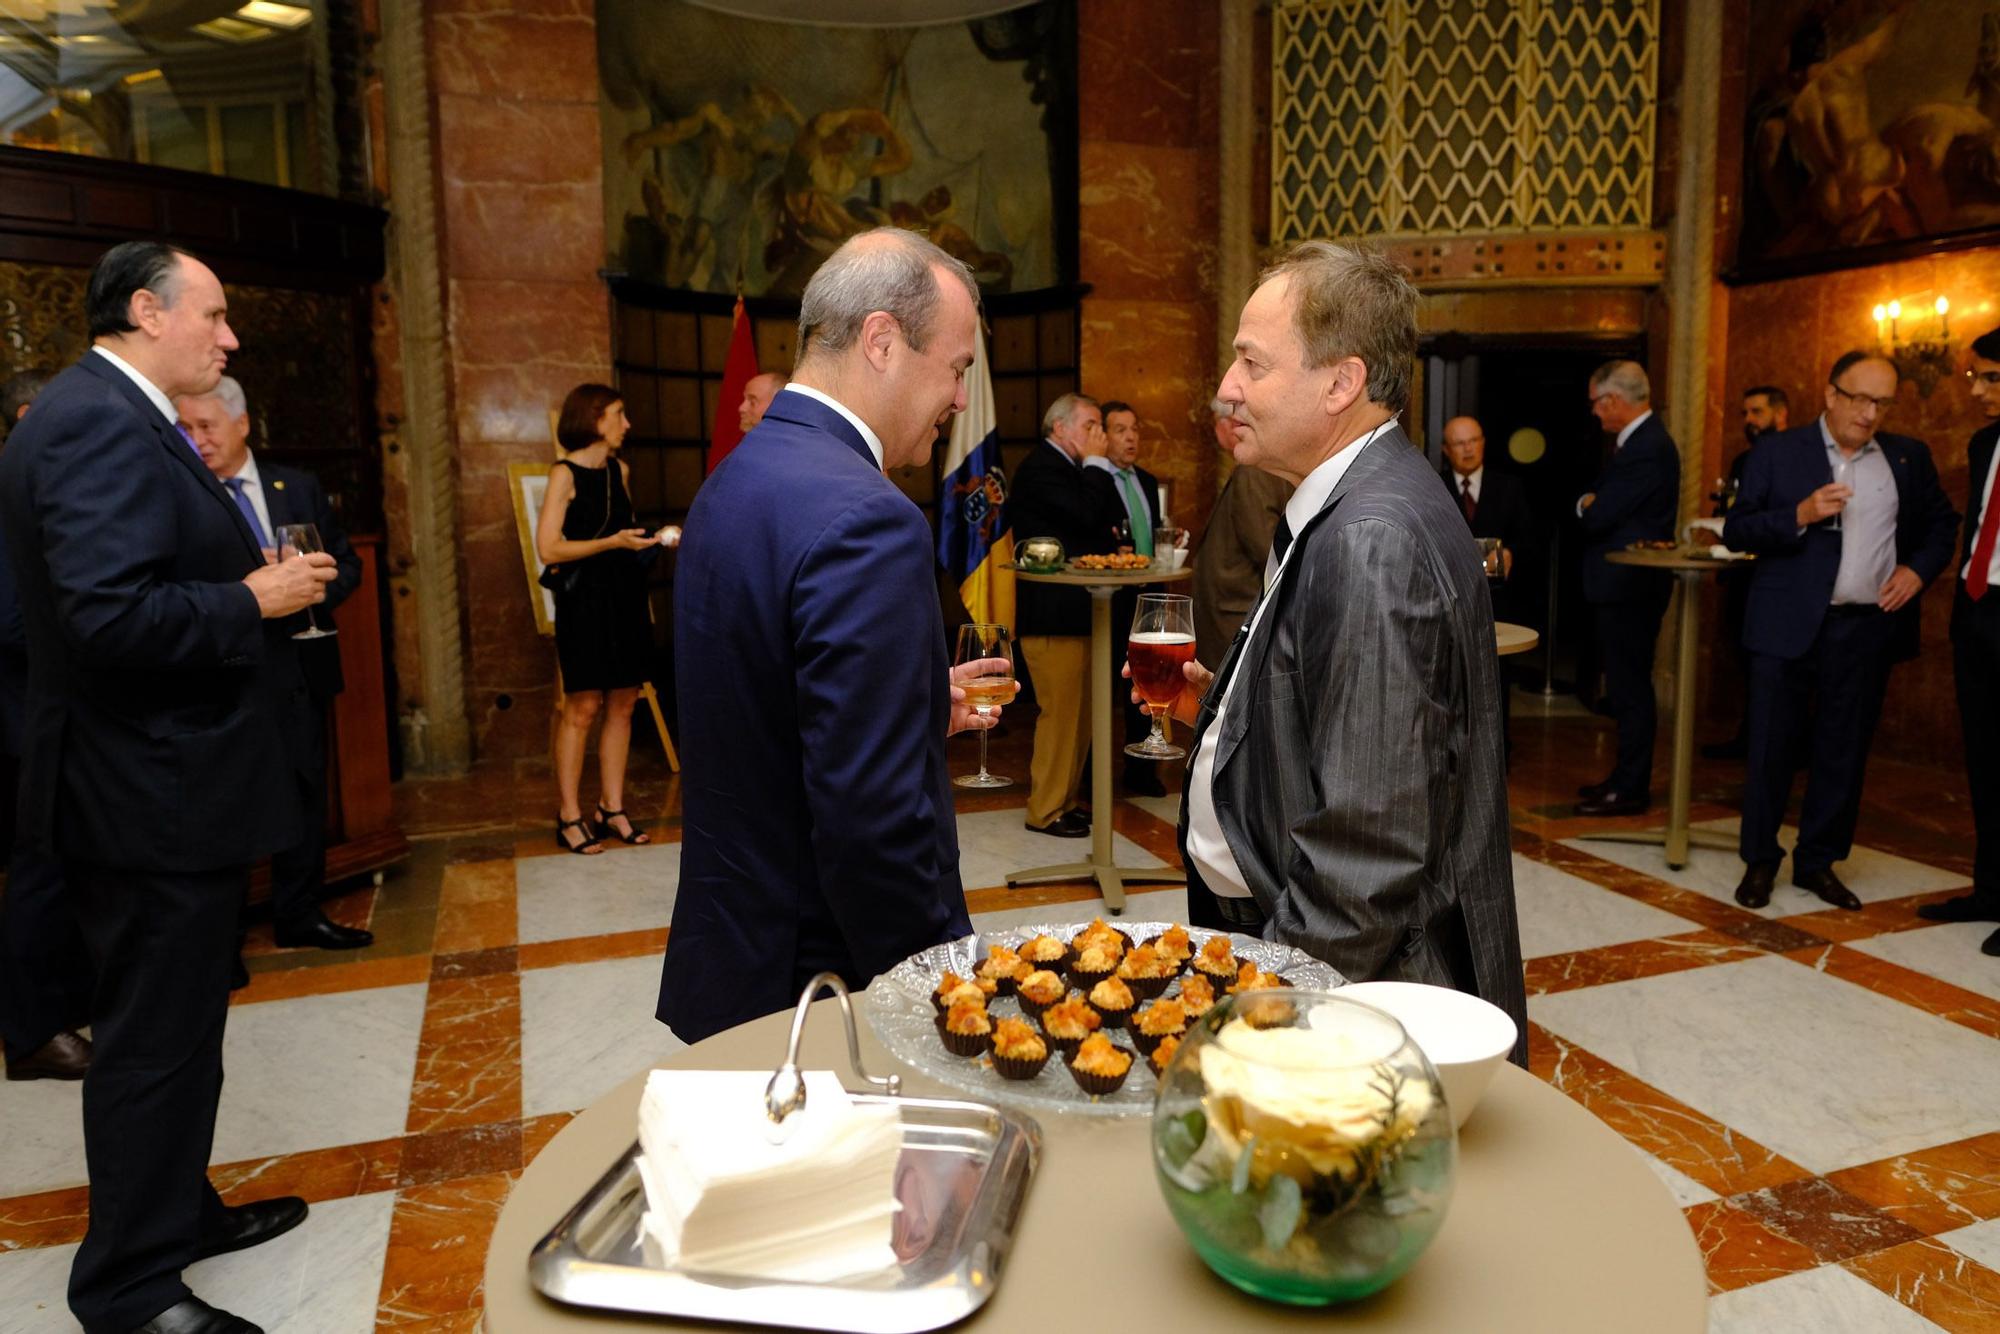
<box><xmin>1460</xmin><ymin>476</ymin><xmax>1478</xmax><ymax>524</ymax></box>
<box><xmin>1970</xmin><ymin>465</ymin><xmax>2000</xmax><ymax>601</ymax></box>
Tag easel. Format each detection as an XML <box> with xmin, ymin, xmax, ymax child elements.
<box><xmin>516</xmin><ymin>413</ymin><xmax>679</xmax><ymax>771</ymax></box>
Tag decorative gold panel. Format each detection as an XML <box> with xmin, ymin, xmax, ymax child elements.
<box><xmin>1273</xmin><ymin>0</ymin><xmax>1659</xmax><ymax>244</ymax></box>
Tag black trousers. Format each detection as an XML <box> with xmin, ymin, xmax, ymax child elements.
<box><xmin>1592</xmin><ymin>587</ymin><xmax>1670</xmax><ymax>796</ymax></box>
<box><xmin>1956</xmin><ymin>586</ymin><xmax>2000</xmax><ymax>897</ymax></box>
<box><xmin>1740</xmin><ymin>606</ymin><xmax>1896</xmax><ymax>873</ymax></box>
<box><xmin>0</xmin><ymin>841</ymin><xmax>92</xmax><ymax>1055</ymax></box>
<box><xmin>268</xmin><ymin>707</ymin><xmax>329</xmax><ymax>931</ymax></box>
<box><xmin>67</xmin><ymin>860</ymin><xmax>244</xmax><ymax>1333</ymax></box>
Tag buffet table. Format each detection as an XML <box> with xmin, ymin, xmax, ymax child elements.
<box><xmin>484</xmin><ymin>998</ymin><xmax>1707</xmax><ymax>1332</ymax></box>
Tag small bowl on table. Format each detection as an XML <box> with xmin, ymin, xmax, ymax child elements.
<box><xmin>1335</xmin><ymin>981</ymin><xmax>1517</xmax><ymax>1129</ymax></box>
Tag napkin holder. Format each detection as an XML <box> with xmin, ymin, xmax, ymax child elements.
<box><xmin>528</xmin><ymin>975</ymin><xmax>1041</xmax><ymax>1333</ymax></box>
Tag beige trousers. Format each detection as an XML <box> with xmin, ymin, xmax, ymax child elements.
<box><xmin>1021</xmin><ymin>635</ymin><xmax>1091</xmax><ymax>827</ymax></box>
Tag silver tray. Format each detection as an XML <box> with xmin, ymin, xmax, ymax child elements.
<box><xmin>866</xmin><ymin>922</ymin><xmax>1340</xmax><ymax>1119</ymax></box>
<box><xmin>528</xmin><ymin>1093</ymin><xmax>1039</xmax><ymax>1332</ymax></box>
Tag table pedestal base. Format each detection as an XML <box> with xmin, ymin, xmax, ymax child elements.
<box><xmin>1004</xmin><ymin>860</ymin><xmax>1185</xmax><ymax>915</ymax></box>
<box><xmin>1576</xmin><ymin>826</ymin><xmax>1736</xmax><ymax>871</ymax></box>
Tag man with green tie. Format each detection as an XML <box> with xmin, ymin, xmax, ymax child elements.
<box><xmin>1088</xmin><ymin>400</ymin><xmax>1166</xmax><ymax>795</ymax></box>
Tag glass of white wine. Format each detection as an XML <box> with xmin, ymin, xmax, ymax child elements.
<box><xmin>274</xmin><ymin>523</ymin><xmax>338</xmax><ymax>641</ymax></box>
<box><xmin>953</xmin><ymin>623</ymin><xmax>1017</xmax><ymax>790</ymax></box>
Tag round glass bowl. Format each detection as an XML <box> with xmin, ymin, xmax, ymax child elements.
<box><xmin>1015</xmin><ymin>536</ymin><xmax>1065</xmax><ymax>572</ymax></box>
<box><xmin>1151</xmin><ymin>990</ymin><xmax>1456</xmax><ymax>1305</ymax></box>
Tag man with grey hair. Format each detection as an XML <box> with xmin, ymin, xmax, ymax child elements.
<box><xmin>1147</xmin><ymin>240</ymin><xmax>1527</xmax><ymax>1052</ymax></box>
<box><xmin>1010</xmin><ymin>390</ymin><xmax>1120</xmax><ymax>835</ymax></box>
<box><xmin>1573</xmin><ymin>358</ymin><xmax>1680</xmax><ymax>816</ymax></box>
<box><xmin>178</xmin><ymin>376</ymin><xmax>367</xmax><ymax>956</ymax></box>
<box><xmin>659</xmin><ymin>227</ymin><xmax>999</xmax><ymax>1044</ymax></box>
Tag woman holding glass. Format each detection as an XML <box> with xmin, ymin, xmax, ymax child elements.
<box><xmin>536</xmin><ymin>383</ymin><xmax>660</xmax><ymax>854</ymax></box>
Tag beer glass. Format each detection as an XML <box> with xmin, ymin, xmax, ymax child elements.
<box><xmin>1125</xmin><ymin>593</ymin><xmax>1194</xmax><ymax>760</ymax></box>
<box><xmin>274</xmin><ymin>523</ymin><xmax>338</xmax><ymax>640</ymax></box>
<box><xmin>953</xmin><ymin>623</ymin><xmax>1018</xmax><ymax>789</ymax></box>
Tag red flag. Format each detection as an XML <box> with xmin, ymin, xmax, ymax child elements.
<box><xmin>707</xmin><ymin>296</ymin><xmax>760</xmax><ymax>474</ymax></box>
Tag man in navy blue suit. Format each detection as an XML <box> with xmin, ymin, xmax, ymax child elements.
<box><xmin>1723</xmin><ymin>351</ymin><xmax>1960</xmax><ymax>911</ymax></box>
<box><xmin>1918</xmin><ymin>330</ymin><xmax>2000</xmax><ymax>952</ymax></box>
<box><xmin>658</xmin><ymin>228</ymin><xmax>998</xmax><ymax>1045</ymax></box>
<box><xmin>0</xmin><ymin>242</ymin><xmax>337</xmax><ymax>1334</ymax></box>
<box><xmin>1574</xmin><ymin>361</ymin><xmax>1680</xmax><ymax>817</ymax></box>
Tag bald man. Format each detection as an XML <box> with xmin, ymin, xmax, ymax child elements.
<box><xmin>737</xmin><ymin>370</ymin><xmax>789</xmax><ymax>433</ymax></box>
<box><xmin>1439</xmin><ymin>415</ymin><xmax>1533</xmax><ymax>616</ymax></box>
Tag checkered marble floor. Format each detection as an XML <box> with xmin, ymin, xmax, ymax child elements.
<box><xmin>0</xmin><ymin>718</ymin><xmax>1994</xmax><ymax>1331</ymax></box>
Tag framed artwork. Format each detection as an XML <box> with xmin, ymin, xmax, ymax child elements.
<box><xmin>597</xmin><ymin>0</ymin><xmax>1073</xmax><ymax>297</ymax></box>
<box><xmin>509</xmin><ymin>461</ymin><xmax>556</xmax><ymax>637</ymax></box>
<box><xmin>1735</xmin><ymin>0</ymin><xmax>2000</xmax><ymax>281</ymax></box>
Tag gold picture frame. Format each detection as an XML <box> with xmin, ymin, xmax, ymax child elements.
<box><xmin>509</xmin><ymin>459</ymin><xmax>556</xmax><ymax>637</ymax></box>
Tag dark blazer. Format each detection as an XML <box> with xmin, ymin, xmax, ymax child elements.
<box><xmin>1010</xmin><ymin>441</ymin><xmax>1119</xmax><ymax>637</ymax></box>
<box><xmin>0</xmin><ymin>353</ymin><xmax>300</xmax><ymax>871</ymax></box>
<box><xmin>1579</xmin><ymin>413</ymin><xmax>1680</xmax><ymax>604</ymax></box>
<box><xmin>0</xmin><ymin>533</ymin><xmax>24</xmax><ymax>758</ymax></box>
<box><xmin>658</xmin><ymin>391</ymin><xmax>971</xmax><ymax>1044</ymax></box>
<box><xmin>1723</xmin><ymin>421</ymin><xmax>1960</xmax><ymax>662</ymax></box>
<box><xmin>1442</xmin><ymin>466</ymin><xmax>1535</xmax><ymax>555</ymax></box>
<box><xmin>1191</xmin><ymin>463</ymin><xmax>1292</xmax><ymax>669</ymax></box>
<box><xmin>1180</xmin><ymin>425</ymin><xmax>1528</xmax><ymax>1061</ymax></box>
<box><xmin>256</xmin><ymin>460</ymin><xmax>361</xmax><ymax>700</ymax></box>
<box><xmin>1956</xmin><ymin>422</ymin><xmax>1999</xmax><ymax>641</ymax></box>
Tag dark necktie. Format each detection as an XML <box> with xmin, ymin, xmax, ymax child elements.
<box><xmin>225</xmin><ymin>476</ymin><xmax>271</xmax><ymax>548</ymax></box>
<box><xmin>1271</xmin><ymin>515</ymin><xmax>1295</xmax><ymax>567</ymax></box>
<box><xmin>1460</xmin><ymin>476</ymin><xmax>1478</xmax><ymax>523</ymax></box>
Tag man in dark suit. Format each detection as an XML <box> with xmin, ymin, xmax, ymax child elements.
<box><xmin>1096</xmin><ymin>399</ymin><xmax>1167</xmax><ymax>796</ymax></box>
<box><xmin>1919</xmin><ymin>330</ymin><xmax>2000</xmax><ymax>951</ymax></box>
<box><xmin>180</xmin><ymin>376</ymin><xmax>370</xmax><ymax>953</ymax></box>
<box><xmin>1190</xmin><ymin>401</ymin><xmax>1292</xmax><ymax>670</ymax></box>
<box><xmin>0</xmin><ymin>242</ymin><xmax>337</xmax><ymax>1334</ymax></box>
<box><xmin>1574</xmin><ymin>361</ymin><xmax>1680</xmax><ymax>817</ymax></box>
<box><xmin>1439</xmin><ymin>414</ymin><xmax>1534</xmax><ymax>619</ymax></box>
<box><xmin>658</xmin><ymin>228</ymin><xmax>996</xmax><ymax>1045</ymax></box>
<box><xmin>1157</xmin><ymin>241</ymin><xmax>1526</xmax><ymax>1060</ymax></box>
<box><xmin>0</xmin><ymin>367</ymin><xmax>94</xmax><ymax>1082</ymax></box>
<box><xmin>1705</xmin><ymin>385</ymin><xmax>1793</xmax><ymax>761</ymax></box>
<box><xmin>1010</xmin><ymin>392</ymin><xmax>1120</xmax><ymax>835</ymax></box>
<box><xmin>1723</xmin><ymin>351</ymin><xmax>1960</xmax><ymax>911</ymax></box>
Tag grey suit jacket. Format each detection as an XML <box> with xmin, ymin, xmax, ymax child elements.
<box><xmin>1179</xmin><ymin>424</ymin><xmax>1528</xmax><ymax>1062</ymax></box>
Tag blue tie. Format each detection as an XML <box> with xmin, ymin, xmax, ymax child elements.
<box><xmin>225</xmin><ymin>477</ymin><xmax>270</xmax><ymax>548</ymax></box>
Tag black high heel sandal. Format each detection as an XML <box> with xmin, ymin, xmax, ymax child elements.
<box><xmin>556</xmin><ymin>815</ymin><xmax>602</xmax><ymax>854</ymax></box>
<box><xmin>594</xmin><ymin>805</ymin><xmax>651</xmax><ymax>845</ymax></box>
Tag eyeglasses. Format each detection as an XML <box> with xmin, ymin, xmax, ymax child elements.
<box><xmin>1968</xmin><ymin>370</ymin><xmax>2000</xmax><ymax>386</ymax></box>
<box><xmin>1829</xmin><ymin>384</ymin><xmax>1896</xmax><ymax>413</ymax></box>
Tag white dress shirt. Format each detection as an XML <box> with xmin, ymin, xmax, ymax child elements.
<box><xmin>1818</xmin><ymin>417</ymin><xmax>1897</xmax><ymax>606</ymax></box>
<box><xmin>1966</xmin><ymin>440</ymin><xmax>2000</xmax><ymax>587</ymax></box>
<box><xmin>1452</xmin><ymin>465</ymin><xmax>1483</xmax><ymax>505</ymax></box>
<box><xmin>781</xmin><ymin>383</ymin><xmax>885</xmax><ymax>471</ymax></box>
<box><xmin>1187</xmin><ymin>418</ymin><xmax>1398</xmax><ymax>900</ymax></box>
<box><xmin>92</xmin><ymin>345</ymin><xmax>178</xmax><ymax>425</ymax></box>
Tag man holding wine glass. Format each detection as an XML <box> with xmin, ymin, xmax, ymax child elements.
<box><xmin>180</xmin><ymin>376</ymin><xmax>371</xmax><ymax>955</ymax></box>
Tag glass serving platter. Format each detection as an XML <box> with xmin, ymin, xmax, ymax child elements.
<box><xmin>865</xmin><ymin>922</ymin><xmax>1339</xmax><ymax>1119</ymax></box>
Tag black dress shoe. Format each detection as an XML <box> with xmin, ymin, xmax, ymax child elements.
<box><xmin>1983</xmin><ymin>927</ymin><xmax>2000</xmax><ymax>958</ymax></box>
<box><xmin>194</xmin><ymin>1196</ymin><xmax>308</xmax><ymax>1262</ymax></box>
<box><xmin>5</xmin><ymin>1029</ymin><xmax>90</xmax><ymax>1081</ymax></box>
<box><xmin>1917</xmin><ymin>893</ymin><xmax>2000</xmax><ymax>924</ymax></box>
<box><xmin>1792</xmin><ymin>867</ymin><xmax>1862</xmax><ymax>911</ymax></box>
<box><xmin>1576</xmin><ymin>780</ymin><xmax>1611</xmax><ymax>800</ymax></box>
<box><xmin>1573</xmin><ymin>791</ymin><xmax>1649</xmax><ymax>817</ymax></box>
<box><xmin>1026</xmin><ymin>810</ymin><xmax>1090</xmax><ymax>838</ymax></box>
<box><xmin>273</xmin><ymin>914</ymin><xmax>374</xmax><ymax>951</ymax></box>
<box><xmin>1734</xmin><ymin>861</ymin><xmax>1778</xmax><ymax>909</ymax></box>
<box><xmin>229</xmin><ymin>959</ymin><xmax>250</xmax><ymax>992</ymax></box>
<box><xmin>134</xmin><ymin>1296</ymin><xmax>261</xmax><ymax>1334</ymax></box>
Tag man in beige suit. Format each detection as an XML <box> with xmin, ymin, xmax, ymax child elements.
<box><xmin>1191</xmin><ymin>399</ymin><xmax>1294</xmax><ymax>669</ymax></box>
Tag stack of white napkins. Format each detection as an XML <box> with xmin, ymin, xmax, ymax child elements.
<box><xmin>634</xmin><ymin>1069</ymin><xmax>904</xmax><ymax>1282</ymax></box>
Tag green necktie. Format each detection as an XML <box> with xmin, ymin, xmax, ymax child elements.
<box><xmin>1118</xmin><ymin>470</ymin><xmax>1153</xmax><ymax>555</ymax></box>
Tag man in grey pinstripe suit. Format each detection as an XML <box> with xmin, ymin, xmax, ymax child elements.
<box><xmin>1154</xmin><ymin>241</ymin><xmax>1527</xmax><ymax>1063</ymax></box>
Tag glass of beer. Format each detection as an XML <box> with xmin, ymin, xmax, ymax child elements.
<box><xmin>953</xmin><ymin>623</ymin><xmax>1018</xmax><ymax>789</ymax></box>
<box><xmin>1125</xmin><ymin>593</ymin><xmax>1194</xmax><ymax>760</ymax></box>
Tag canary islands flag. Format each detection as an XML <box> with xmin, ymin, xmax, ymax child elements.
<box><xmin>936</xmin><ymin>323</ymin><xmax>1014</xmax><ymax>628</ymax></box>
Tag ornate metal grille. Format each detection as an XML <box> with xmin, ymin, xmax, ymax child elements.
<box><xmin>1272</xmin><ymin>0</ymin><xmax>1659</xmax><ymax>243</ymax></box>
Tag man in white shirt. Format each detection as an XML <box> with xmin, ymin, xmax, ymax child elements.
<box><xmin>1146</xmin><ymin>241</ymin><xmax>1526</xmax><ymax>1054</ymax></box>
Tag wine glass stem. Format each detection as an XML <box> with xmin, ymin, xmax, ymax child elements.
<box><xmin>976</xmin><ymin>723</ymin><xmax>991</xmax><ymax>779</ymax></box>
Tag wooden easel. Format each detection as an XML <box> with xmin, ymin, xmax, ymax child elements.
<box><xmin>537</xmin><ymin>408</ymin><xmax>680</xmax><ymax>772</ymax></box>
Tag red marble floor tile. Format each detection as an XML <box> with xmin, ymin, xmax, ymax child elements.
<box><xmin>1683</xmin><ymin>1199</ymin><xmax>1824</xmax><ymax>1293</ymax></box>
<box><xmin>517</xmin><ymin>927</ymin><xmax>669</xmax><ymax>971</ymax></box>
<box><xmin>374</xmin><ymin>1170</ymin><xmax>518</xmax><ymax>1327</ymax></box>
<box><xmin>406</xmin><ymin>973</ymin><xmax>523</xmax><ymax>1135</ymax></box>
<box><xmin>1510</xmin><ymin>830</ymin><xmax>1751</xmax><ymax>934</ymax></box>
<box><xmin>521</xmin><ymin>1112</ymin><xmax>576</xmax><ymax>1168</ymax></box>
<box><xmin>1531</xmin><ymin>1023</ymin><xmax>1811</xmax><ymax>1198</ymax></box>
<box><xmin>1109</xmin><ymin>800</ymin><xmax>1186</xmax><ymax>866</ymax></box>
<box><xmin>1781</xmin><ymin>944</ymin><xmax>2000</xmax><ymax>1041</ymax></box>
<box><xmin>432</xmin><ymin>860</ymin><xmax>518</xmax><ymax>955</ymax></box>
<box><xmin>1730</xmin><ymin>1177</ymin><xmax>1927</xmax><ymax>1264</ymax></box>
<box><xmin>229</xmin><ymin>953</ymin><xmax>433</xmax><ymax>1007</ymax></box>
<box><xmin>1526</xmin><ymin>930</ymin><xmax>1766</xmax><ymax>995</ymax></box>
<box><xmin>1829</xmin><ymin>1132</ymin><xmax>2000</xmax><ymax>1237</ymax></box>
<box><xmin>0</xmin><ymin>1185</ymin><xmax>88</xmax><ymax>1250</ymax></box>
<box><xmin>398</xmin><ymin>1123</ymin><xmax>523</xmax><ymax>1189</ymax></box>
<box><xmin>1784</xmin><ymin>889</ymin><xmax>1978</xmax><ymax>944</ymax></box>
<box><xmin>432</xmin><ymin>946</ymin><xmax>518</xmax><ymax>980</ymax></box>
<box><xmin>1844</xmin><ymin>1237</ymin><xmax>2000</xmax><ymax>1331</ymax></box>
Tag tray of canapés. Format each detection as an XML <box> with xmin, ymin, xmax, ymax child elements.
<box><xmin>1623</xmin><ymin>538</ymin><xmax>1753</xmax><ymax>562</ymax></box>
<box><xmin>865</xmin><ymin>919</ymin><xmax>1339</xmax><ymax>1117</ymax></box>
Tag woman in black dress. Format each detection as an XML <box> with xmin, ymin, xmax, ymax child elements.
<box><xmin>536</xmin><ymin>384</ymin><xmax>659</xmax><ymax>853</ymax></box>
